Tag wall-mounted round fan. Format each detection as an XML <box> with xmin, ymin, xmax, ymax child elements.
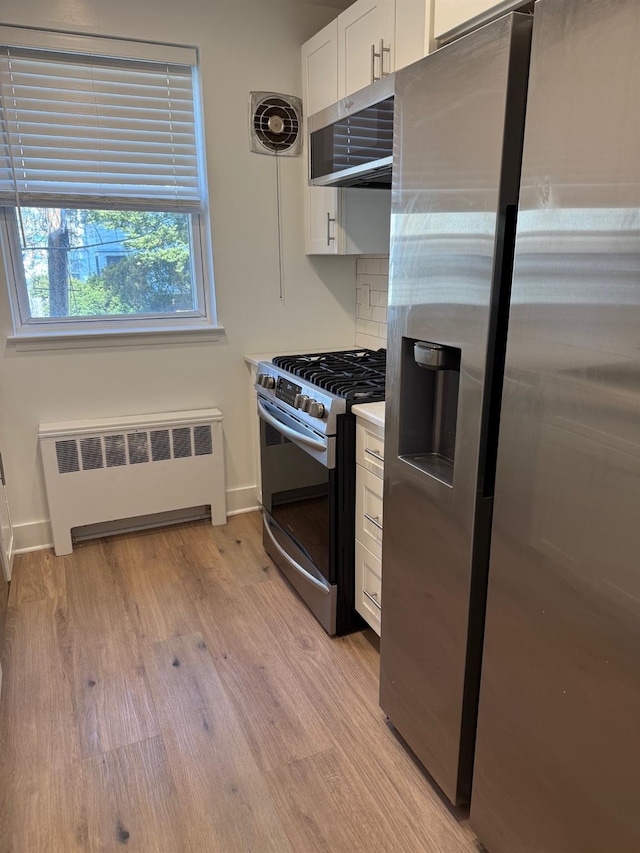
<box><xmin>249</xmin><ymin>92</ymin><xmax>303</xmax><ymax>156</ymax></box>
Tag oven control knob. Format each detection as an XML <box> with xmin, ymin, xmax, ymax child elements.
<box><xmin>258</xmin><ymin>374</ymin><xmax>275</xmax><ymax>389</ymax></box>
<box><xmin>308</xmin><ymin>401</ymin><xmax>325</xmax><ymax>419</ymax></box>
<box><xmin>294</xmin><ymin>394</ymin><xmax>309</xmax><ymax>410</ymax></box>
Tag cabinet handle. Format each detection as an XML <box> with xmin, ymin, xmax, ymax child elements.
<box><xmin>363</xmin><ymin>589</ymin><xmax>382</xmax><ymax>611</ymax></box>
<box><xmin>326</xmin><ymin>212</ymin><xmax>336</xmax><ymax>246</ymax></box>
<box><xmin>364</xmin><ymin>512</ymin><xmax>383</xmax><ymax>531</ymax></box>
<box><xmin>0</xmin><ymin>453</ymin><xmax>5</xmax><ymax>486</ymax></box>
<box><xmin>365</xmin><ymin>447</ymin><xmax>384</xmax><ymax>462</ymax></box>
<box><xmin>379</xmin><ymin>39</ymin><xmax>391</xmax><ymax>77</ymax></box>
<box><xmin>371</xmin><ymin>42</ymin><xmax>381</xmax><ymax>83</ymax></box>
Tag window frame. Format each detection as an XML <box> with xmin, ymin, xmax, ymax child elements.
<box><xmin>0</xmin><ymin>29</ymin><xmax>218</xmax><ymax>341</ymax></box>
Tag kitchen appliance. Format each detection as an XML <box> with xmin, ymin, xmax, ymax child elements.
<box><xmin>307</xmin><ymin>75</ymin><xmax>394</xmax><ymax>188</ymax></box>
<box><xmin>249</xmin><ymin>91</ymin><xmax>302</xmax><ymax>157</ymax></box>
<box><xmin>255</xmin><ymin>348</ymin><xmax>386</xmax><ymax>634</ymax></box>
<box><xmin>470</xmin><ymin>0</ymin><xmax>640</xmax><ymax>851</ymax></box>
<box><xmin>379</xmin><ymin>13</ymin><xmax>532</xmax><ymax>805</ymax></box>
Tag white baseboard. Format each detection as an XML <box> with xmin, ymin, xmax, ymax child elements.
<box><xmin>13</xmin><ymin>519</ymin><xmax>53</xmax><ymax>554</ymax></box>
<box><xmin>13</xmin><ymin>484</ymin><xmax>260</xmax><ymax>554</ymax></box>
<box><xmin>225</xmin><ymin>485</ymin><xmax>259</xmax><ymax>515</ymax></box>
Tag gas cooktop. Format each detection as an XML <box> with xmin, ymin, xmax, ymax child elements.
<box><xmin>271</xmin><ymin>348</ymin><xmax>386</xmax><ymax>403</ymax></box>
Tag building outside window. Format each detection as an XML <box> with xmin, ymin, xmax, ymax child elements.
<box><xmin>0</xmin><ymin>27</ymin><xmax>215</xmax><ymax>338</ymax></box>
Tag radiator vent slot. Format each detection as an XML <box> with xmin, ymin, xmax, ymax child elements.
<box><xmin>151</xmin><ymin>429</ymin><xmax>171</xmax><ymax>462</ymax></box>
<box><xmin>56</xmin><ymin>439</ymin><xmax>80</xmax><ymax>474</ymax></box>
<box><xmin>172</xmin><ymin>427</ymin><xmax>192</xmax><ymax>459</ymax></box>
<box><xmin>54</xmin><ymin>425</ymin><xmax>216</xmax><ymax>472</ymax></box>
<box><xmin>105</xmin><ymin>435</ymin><xmax>126</xmax><ymax>467</ymax></box>
<box><xmin>128</xmin><ymin>433</ymin><xmax>149</xmax><ymax>465</ymax></box>
<box><xmin>194</xmin><ymin>424</ymin><xmax>213</xmax><ymax>456</ymax></box>
<box><xmin>81</xmin><ymin>437</ymin><xmax>104</xmax><ymax>471</ymax></box>
<box><xmin>40</xmin><ymin>409</ymin><xmax>226</xmax><ymax>556</ymax></box>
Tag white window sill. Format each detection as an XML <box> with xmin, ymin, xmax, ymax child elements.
<box><xmin>7</xmin><ymin>324</ymin><xmax>226</xmax><ymax>352</ymax></box>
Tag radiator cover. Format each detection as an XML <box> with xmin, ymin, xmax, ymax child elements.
<box><xmin>39</xmin><ymin>408</ymin><xmax>225</xmax><ymax>555</ymax></box>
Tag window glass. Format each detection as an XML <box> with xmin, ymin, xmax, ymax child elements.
<box><xmin>18</xmin><ymin>207</ymin><xmax>197</xmax><ymax>319</ymax></box>
<box><xmin>0</xmin><ymin>29</ymin><xmax>214</xmax><ymax>334</ymax></box>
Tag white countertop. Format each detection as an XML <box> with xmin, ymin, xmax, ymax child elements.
<box><xmin>244</xmin><ymin>345</ymin><xmax>356</xmax><ymax>368</ymax></box>
<box><xmin>351</xmin><ymin>401</ymin><xmax>385</xmax><ymax>429</ymax></box>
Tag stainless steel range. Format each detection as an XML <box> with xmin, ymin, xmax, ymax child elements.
<box><xmin>255</xmin><ymin>349</ymin><xmax>386</xmax><ymax>634</ymax></box>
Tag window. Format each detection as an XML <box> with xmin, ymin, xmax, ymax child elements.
<box><xmin>0</xmin><ymin>27</ymin><xmax>215</xmax><ymax>338</ymax></box>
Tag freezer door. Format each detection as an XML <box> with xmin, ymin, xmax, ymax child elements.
<box><xmin>379</xmin><ymin>13</ymin><xmax>532</xmax><ymax>805</ymax></box>
<box><xmin>471</xmin><ymin>0</ymin><xmax>640</xmax><ymax>851</ymax></box>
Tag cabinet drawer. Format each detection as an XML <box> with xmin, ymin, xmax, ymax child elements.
<box><xmin>356</xmin><ymin>464</ymin><xmax>383</xmax><ymax>558</ymax></box>
<box><xmin>356</xmin><ymin>420</ymin><xmax>384</xmax><ymax>476</ymax></box>
<box><xmin>355</xmin><ymin>540</ymin><xmax>382</xmax><ymax>635</ymax></box>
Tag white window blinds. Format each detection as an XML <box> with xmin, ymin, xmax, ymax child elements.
<box><xmin>0</xmin><ymin>40</ymin><xmax>203</xmax><ymax>212</ymax></box>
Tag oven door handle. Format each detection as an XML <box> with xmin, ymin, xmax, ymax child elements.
<box><xmin>264</xmin><ymin>517</ymin><xmax>331</xmax><ymax>595</ymax></box>
<box><xmin>257</xmin><ymin>400</ymin><xmax>327</xmax><ymax>452</ymax></box>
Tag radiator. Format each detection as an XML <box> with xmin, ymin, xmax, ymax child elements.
<box><xmin>39</xmin><ymin>408</ymin><xmax>225</xmax><ymax>556</ymax></box>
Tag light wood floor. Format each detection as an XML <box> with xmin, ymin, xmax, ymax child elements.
<box><xmin>0</xmin><ymin>512</ymin><xmax>480</xmax><ymax>852</ymax></box>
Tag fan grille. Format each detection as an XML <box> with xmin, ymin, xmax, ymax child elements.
<box><xmin>250</xmin><ymin>92</ymin><xmax>302</xmax><ymax>156</ymax></box>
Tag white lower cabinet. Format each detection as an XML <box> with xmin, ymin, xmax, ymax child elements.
<box><xmin>355</xmin><ymin>539</ymin><xmax>382</xmax><ymax>635</ymax></box>
<box><xmin>354</xmin><ymin>413</ymin><xmax>384</xmax><ymax>635</ymax></box>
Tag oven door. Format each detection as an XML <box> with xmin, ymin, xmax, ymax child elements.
<box><xmin>258</xmin><ymin>396</ymin><xmax>337</xmax><ymax>634</ymax></box>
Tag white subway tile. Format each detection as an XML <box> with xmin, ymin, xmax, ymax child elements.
<box><xmin>361</xmin><ymin>319</ymin><xmax>378</xmax><ymax>336</ymax></box>
<box><xmin>355</xmin><ymin>331</ymin><xmax>386</xmax><ymax>349</ymax></box>
<box><xmin>357</xmin><ymin>305</ymin><xmax>373</xmax><ymax>321</ymax></box>
<box><xmin>359</xmin><ymin>258</ymin><xmax>382</xmax><ymax>276</ymax></box>
<box><xmin>372</xmin><ymin>306</ymin><xmax>387</xmax><ymax>323</ymax></box>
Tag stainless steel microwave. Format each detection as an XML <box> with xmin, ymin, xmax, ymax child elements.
<box><xmin>307</xmin><ymin>75</ymin><xmax>394</xmax><ymax>189</ymax></box>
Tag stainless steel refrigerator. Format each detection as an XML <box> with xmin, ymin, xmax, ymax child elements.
<box><xmin>471</xmin><ymin>0</ymin><xmax>640</xmax><ymax>850</ymax></box>
<box><xmin>379</xmin><ymin>12</ymin><xmax>533</xmax><ymax>806</ymax></box>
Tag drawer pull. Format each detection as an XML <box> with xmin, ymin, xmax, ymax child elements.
<box><xmin>365</xmin><ymin>448</ymin><xmax>384</xmax><ymax>462</ymax></box>
<box><xmin>364</xmin><ymin>512</ymin><xmax>383</xmax><ymax>531</ymax></box>
<box><xmin>363</xmin><ymin>589</ymin><xmax>382</xmax><ymax>611</ymax></box>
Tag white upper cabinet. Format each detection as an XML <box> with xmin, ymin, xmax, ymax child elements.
<box><xmin>433</xmin><ymin>0</ymin><xmax>521</xmax><ymax>40</ymax></box>
<box><xmin>301</xmin><ymin>16</ymin><xmax>391</xmax><ymax>255</ymax></box>
<box><xmin>395</xmin><ymin>0</ymin><xmax>433</xmax><ymax>71</ymax></box>
<box><xmin>302</xmin><ymin>20</ymin><xmax>339</xmax><ymax>117</ymax></box>
<box><xmin>337</xmin><ymin>0</ymin><xmax>396</xmax><ymax>99</ymax></box>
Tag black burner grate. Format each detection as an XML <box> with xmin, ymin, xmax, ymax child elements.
<box><xmin>272</xmin><ymin>349</ymin><xmax>386</xmax><ymax>404</ymax></box>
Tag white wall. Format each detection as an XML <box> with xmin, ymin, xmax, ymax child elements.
<box><xmin>0</xmin><ymin>0</ymin><xmax>358</xmax><ymax>550</ymax></box>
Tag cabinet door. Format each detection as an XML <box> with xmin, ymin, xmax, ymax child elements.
<box><xmin>338</xmin><ymin>0</ymin><xmax>396</xmax><ymax>99</ymax></box>
<box><xmin>434</xmin><ymin>0</ymin><xmax>517</xmax><ymax>40</ymax></box>
<box><xmin>304</xmin><ymin>184</ymin><xmax>339</xmax><ymax>255</ymax></box>
<box><xmin>339</xmin><ymin>189</ymin><xmax>390</xmax><ymax>254</ymax></box>
<box><xmin>301</xmin><ymin>20</ymin><xmax>338</xmax><ymax>117</ymax></box>
<box><xmin>0</xmin><ymin>454</ymin><xmax>14</xmax><ymax>582</ymax></box>
<box><xmin>395</xmin><ymin>0</ymin><xmax>433</xmax><ymax>70</ymax></box>
<box><xmin>355</xmin><ymin>538</ymin><xmax>382</xmax><ymax>635</ymax></box>
<box><xmin>302</xmin><ymin>22</ymin><xmax>339</xmax><ymax>255</ymax></box>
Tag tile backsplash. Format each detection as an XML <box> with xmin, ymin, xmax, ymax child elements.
<box><xmin>355</xmin><ymin>254</ymin><xmax>389</xmax><ymax>350</ymax></box>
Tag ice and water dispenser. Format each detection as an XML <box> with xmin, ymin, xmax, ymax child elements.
<box><xmin>398</xmin><ymin>338</ymin><xmax>461</xmax><ymax>487</ymax></box>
